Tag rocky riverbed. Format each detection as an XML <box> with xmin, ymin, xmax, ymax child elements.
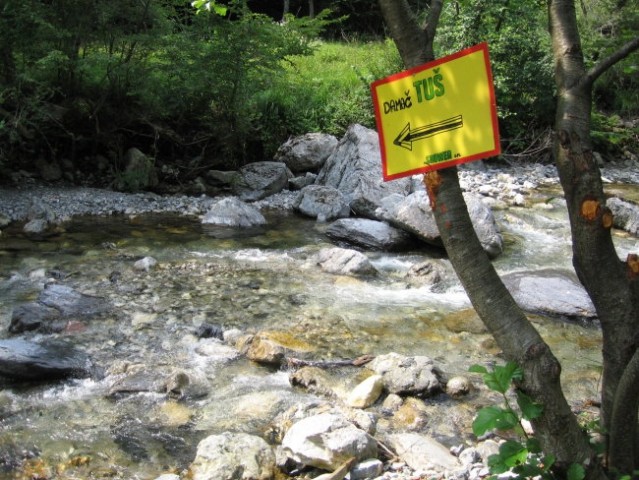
<box><xmin>1</xmin><ymin>125</ymin><xmax>638</xmax><ymax>480</ymax></box>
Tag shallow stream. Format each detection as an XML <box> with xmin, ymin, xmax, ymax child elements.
<box><xmin>0</xmin><ymin>188</ymin><xmax>636</xmax><ymax>479</ymax></box>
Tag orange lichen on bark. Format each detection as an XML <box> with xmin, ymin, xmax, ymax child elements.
<box><xmin>424</xmin><ymin>171</ymin><xmax>442</xmax><ymax>209</ymax></box>
<box><xmin>580</xmin><ymin>198</ymin><xmax>600</xmax><ymax>221</ymax></box>
<box><xmin>602</xmin><ymin>208</ymin><xmax>613</xmax><ymax>229</ymax></box>
<box><xmin>627</xmin><ymin>254</ymin><xmax>639</xmax><ymax>279</ymax></box>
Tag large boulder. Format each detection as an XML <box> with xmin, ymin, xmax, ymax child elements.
<box><xmin>294</xmin><ymin>185</ymin><xmax>350</xmax><ymax>222</ymax></box>
<box><xmin>502</xmin><ymin>269</ymin><xmax>597</xmax><ymax>320</ymax></box>
<box><xmin>116</xmin><ymin>147</ymin><xmax>158</xmax><ymax>191</ymax></box>
<box><xmin>202</xmin><ymin>197</ymin><xmax>266</xmax><ymax>228</ymax></box>
<box><xmin>281</xmin><ymin>413</ymin><xmax>378</xmax><ymax>471</ymax></box>
<box><xmin>0</xmin><ymin>338</ymin><xmax>96</xmax><ymax>381</ymax></box>
<box><xmin>274</xmin><ymin>132</ymin><xmax>338</xmax><ymax>173</ymax></box>
<box><xmin>315</xmin><ymin>124</ymin><xmax>412</xmax><ymax>218</ymax></box>
<box><xmin>326</xmin><ymin>218</ymin><xmax>416</xmax><ymax>251</ymax></box>
<box><xmin>233</xmin><ymin>161</ymin><xmax>292</xmax><ymax>201</ymax></box>
<box><xmin>376</xmin><ymin>191</ymin><xmax>503</xmax><ymax>258</ymax></box>
<box><xmin>190</xmin><ymin>432</ymin><xmax>276</xmax><ymax>480</ymax></box>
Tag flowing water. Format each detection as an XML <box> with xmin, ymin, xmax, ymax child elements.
<box><xmin>0</xmin><ymin>189</ymin><xmax>637</xmax><ymax>479</ymax></box>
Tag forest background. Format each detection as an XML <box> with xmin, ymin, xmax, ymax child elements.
<box><xmin>0</xmin><ymin>0</ymin><xmax>637</xmax><ymax>190</ymax></box>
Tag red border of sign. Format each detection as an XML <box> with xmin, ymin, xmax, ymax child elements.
<box><xmin>371</xmin><ymin>42</ymin><xmax>501</xmax><ymax>181</ymax></box>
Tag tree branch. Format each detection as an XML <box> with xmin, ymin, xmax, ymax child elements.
<box><xmin>584</xmin><ymin>36</ymin><xmax>639</xmax><ymax>87</ymax></box>
<box><xmin>608</xmin><ymin>346</ymin><xmax>639</xmax><ymax>473</ymax></box>
<box><xmin>378</xmin><ymin>0</ymin><xmax>430</xmax><ymax>67</ymax></box>
<box><xmin>424</xmin><ymin>0</ymin><xmax>444</xmax><ymax>50</ymax></box>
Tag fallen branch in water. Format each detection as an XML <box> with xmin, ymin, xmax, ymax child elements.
<box><xmin>285</xmin><ymin>354</ymin><xmax>374</xmax><ymax>370</ymax></box>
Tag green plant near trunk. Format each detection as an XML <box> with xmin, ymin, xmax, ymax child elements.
<box><xmin>470</xmin><ymin>362</ymin><xmax>585</xmax><ymax>480</ymax></box>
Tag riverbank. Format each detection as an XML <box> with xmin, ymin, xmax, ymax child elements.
<box><xmin>1</xmin><ymin>158</ymin><xmax>638</xmax><ymax>230</ymax></box>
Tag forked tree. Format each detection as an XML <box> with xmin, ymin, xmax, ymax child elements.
<box><xmin>377</xmin><ymin>0</ymin><xmax>639</xmax><ymax>477</ymax></box>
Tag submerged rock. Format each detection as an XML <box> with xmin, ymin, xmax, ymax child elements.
<box><xmin>9</xmin><ymin>283</ymin><xmax>111</xmax><ymax>334</ymax></box>
<box><xmin>0</xmin><ymin>338</ymin><xmax>95</xmax><ymax>381</ymax></box>
<box><xmin>315</xmin><ymin>247</ymin><xmax>377</xmax><ymax>276</ymax></box>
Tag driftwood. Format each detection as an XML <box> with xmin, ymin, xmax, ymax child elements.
<box><xmin>285</xmin><ymin>354</ymin><xmax>374</xmax><ymax>370</ymax></box>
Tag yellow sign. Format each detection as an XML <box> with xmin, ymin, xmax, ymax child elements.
<box><xmin>371</xmin><ymin>42</ymin><xmax>500</xmax><ymax>181</ymax></box>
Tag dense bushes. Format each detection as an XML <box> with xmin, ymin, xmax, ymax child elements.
<box><xmin>0</xmin><ymin>0</ymin><xmax>636</xmax><ymax>188</ymax></box>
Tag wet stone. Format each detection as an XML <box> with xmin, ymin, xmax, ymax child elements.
<box><xmin>0</xmin><ymin>338</ymin><xmax>96</xmax><ymax>381</ymax></box>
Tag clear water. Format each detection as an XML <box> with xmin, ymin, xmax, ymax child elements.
<box><xmin>1</xmin><ymin>192</ymin><xmax>634</xmax><ymax>479</ymax></box>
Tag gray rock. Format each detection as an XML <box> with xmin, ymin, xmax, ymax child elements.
<box><xmin>0</xmin><ymin>213</ymin><xmax>10</xmax><ymax>227</ymax></box>
<box><xmin>502</xmin><ymin>269</ymin><xmax>597</xmax><ymax>320</ymax></box>
<box><xmin>202</xmin><ymin>197</ymin><xmax>266</xmax><ymax>227</ymax></box>
<box><xmin>234</xmin><ymin>161</ymin><xmax>292</xmax><ymax>201</ymax></box>
<box><xmin>315</xmin><ymin>247</ymin><xmax>377</xmax><ymax>276</ymax></box>
<box><xmin>445</xmin><ymin>376</ymin><xmax>472</xmax><ymax>398</ymax></box>
<box><xmin>607</xmin><ymin>197</ymin><xmax>639</xmax><ymax>236</ymax></box>
<box><xmin>376</xmin><ymin>191</ymin><xmax>503</xmax><ymax>258</ymax></box>
<box><xmin>23</xmin><ymin>218</ymin><xmax>48</xmax><ymax>234</ymax></box>
<box><xmin>350</xmin><ymin>459</ymin><xmax>384</xmax><ymax>480</ymax></box>
<box><xmin>369</xmin><ymin>352</ymin><xmax>442</xmax><ymax>396</ymax></box>
<box><xmin>386</xmin><ymin>433</ymin><xmax>460</xmax><ymax>471</ymax></box>
<box><xmin>326</xmin><ymin>218</ymin><xmax>415</xmax><ymax>251</ymax></box>
<box><xmin>9</xmin><ymin>284</ymin><xmax>109</xmax><ymax>334</ymax></box>
<box><xmin>281</xmin><ymin>413</ymin><xmax>378</xmax><ymax>471</ymax></box>
<box><xmin>133</xmin><ymin>256</ymin><xmax>158</xmax><ymax>271</ymax></box>
<box><xmin>316</xmin><ymin>124</ymin><xmax>412</xmax><ymax>218</ymax></box>
<box><xmin>294</xmin><ymin>185</ymin><xmax>350</xmax><ymax>222</ymax></box>
<box><xmin>238</xmin><ymin>335</ymin><xmax>287</xmax><ymax>366</ymax></box>
<box><xmin>191</xmin><ymin>432</ymin><xmax>276</xmax><ymax>480</ymax></box>
<box><xmin>0</xmin><ymin>338</ymin><xmax>95</xmax><ymax>381</ymax></box>
<box><xmin>38</xmin><ymin>283</ymin><xmax>110</xmax><ymax>317</ymax></box>
<box><xmin>289</xmin><ymin>172</ymin><xmax>317</xmax><ymax>190</ymax></box>
<box><xmin>405</xmin><ymin>260</ymin><xmax>446</xmax><ymax>286</ymax></box>
<box><xmin>9</xmin><ymin>302</ymin><xmax>62</xmax><ymax>334</ymax></box>
<box><xmin>274</xmin><ymin>132</ymin><xmax>338</xmax><ymax>173</ymax></box>
<box><xmin>118</xmin><ymin>147</ymin><xmax>158</xmax><ymax>191</ymax></box>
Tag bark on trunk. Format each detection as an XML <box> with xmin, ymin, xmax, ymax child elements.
<box><xmin>378</xmin><ymin>0</ymin><xmax>603</xmax><ymax>476</ymax></box>
<box><xmin>549</xmin><ymin>0</ymin><xmax>639</xmax><ymax>472</ymax></box>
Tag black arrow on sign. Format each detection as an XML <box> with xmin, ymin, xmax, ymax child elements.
<box><xmin>393</xmin><ymin>114</ymin><xmax>464</xmax><ymax>151</ymax></box>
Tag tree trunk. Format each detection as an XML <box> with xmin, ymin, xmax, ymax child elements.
<box><xmin>548</xmin><ymin>0</ymin><xmax>639</xmax><ymax>472</ymax></box>
<box><xmin>282</xmin><ymin>0</ymin><xmax>290</xmax><ymax>20</ymax></box>
<box><xmin>378</xmin><ymin>0</ymin><xmax>602</xmax><ymax>476</ymax></box>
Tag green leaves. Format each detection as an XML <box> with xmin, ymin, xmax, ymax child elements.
<box><xmin>472</xmin><ymin>405</ymin><xmax>519</xmax><ymax>437</ymax></box>
<box><xmin>516</xmin><ymin>390</ymin><xmax>543</xmax><ymax>421</ymax></box>
<box><xmin>469</xmin><ymin>361</ymin><xmax>523</xmax><ymax>394</ymax></box>
<box><xmin>469</xmin><ymin>361</ymin><xmax>565</xmax><ymax>480</ymax></box>
<box><xmin>191</xmin><ymin>0</ymin><xmax>227</xmax><ymax>16</ymax></box>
